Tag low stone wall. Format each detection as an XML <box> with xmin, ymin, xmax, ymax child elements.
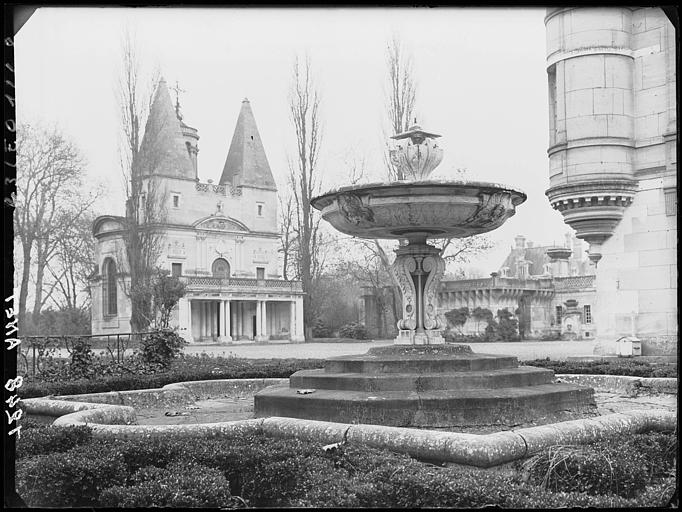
<box><xmin>556</xmin><ymin>374</ymin><xmax>677</xmax><ymax>395</ymax></box>
<box><xmin>47</xmin><ymin>378</ymin><xmax>288</xmax><ymax>409</ymax></box>
<box><xmin>19</xmin><ymin>375</ymin><xmax>677</xmax><ymax>468</ymax></box>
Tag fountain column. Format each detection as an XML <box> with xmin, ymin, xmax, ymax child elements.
<box><xmin>393</xmin><ymin>236</ymin><xmax>445</xmax><ymax>345</ymax></box>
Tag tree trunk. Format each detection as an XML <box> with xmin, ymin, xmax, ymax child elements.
<box><xmin>32</xmin><ymin>243</ymin><xmax>46</xmax><ymax>328</ymax></box>
<box><xmin>18</xmin><ymin>243</ymin><xmax>31</xmax><ymax>332</ymax></box>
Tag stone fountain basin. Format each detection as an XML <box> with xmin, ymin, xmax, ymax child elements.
<box><xmin>311</xmin><ymin>180</ymin><xmax>526</xmax><ymax>240</ymax></box>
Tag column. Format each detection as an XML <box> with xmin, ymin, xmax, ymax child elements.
<box><xmin>199</xmin><ymin>302</ymin><xmax>205</xmax><ymax>339</ymax></box>
<box><xmin>177</xmin><ymin>298</ymin><xmax>193</xmax><ymax>343</ymax></box>
<box><xmin>255</xmin><ymin>300</ymin><xmax>264</xmax><ymax>342</ymax></box>
<box><xmin>222</xmin><ymin>300</ymin><xmax>232</xmax><ymax>342</ymax></box>
<box><xmin>261</xmin><ymin>301</ymin><xmax>268</xmax><ymax>341</ymax></box>
<box><xmin>291</xmin><ymin>298</ymin><xmax>305</xmax><ymax>342</ymax></box>
<box><xmin>218</xmin><ymin>300</ymin><xmax>227</xmax><ymax>342</ymax></box>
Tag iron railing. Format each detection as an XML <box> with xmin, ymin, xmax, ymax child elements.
<box><xmin>17</xmin><ymin>331</ymin><xmax>156</xmax><ymax>377</ymax></box>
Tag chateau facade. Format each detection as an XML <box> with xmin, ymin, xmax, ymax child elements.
<box><xmin>360</xmin><ymin>234</ymin><xmax>598</xmax><ymax>341</ymax></box>
<box><xmin>544</xmin><ymin>7</ymin><xmax>677</xmax><ymax>354</ymax></box>
<box><xmin>437</xmin><ymin>234</ymin><xmax>597</xmax><ymax>340</ymax></box>
<box><xmin>90</xmin><ymin>80</ymin><xmax>305</xmax><ymax>343</ymax></box>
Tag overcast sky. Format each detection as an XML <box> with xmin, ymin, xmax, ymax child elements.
<box><xmin>15</xmin><ymin>7</ymin><xmax>577</xmax><ymax>274</ymax></box>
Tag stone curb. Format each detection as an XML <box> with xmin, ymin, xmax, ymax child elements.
<box><xmin>555</xmin><ymin>374</ymin><xmax>678</xmax><ymax>395</ymax></box>
<box><xmin>21</xmin><ymin>377</ymin><xmax>676</xmax><ymax>468</ymax></box>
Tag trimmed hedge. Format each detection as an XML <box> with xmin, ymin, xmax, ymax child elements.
<box><xmin>100</xmin><ymin>462</ymin><xmax>236</xmax><ymax>508</ymax></box>
<box><xmin>19</xmin><ymin>355</ymin><xmax>325</xmax><ymax>398</ymax></box>
<box><xmin>524</xmin><ymin>358</ymin><xmax>677</xmax><ymax>378</ymax></box>
<box><xmin>16</xmin><ymin>423</ymin><xmax>92</xmax><ymax>459</ymax></box>
<box><xmin>15</xmin><ymin>429</ymin><xmax>677</xmax><ymax>508</ymax></box>
<box><xmin>522</xmin><ymin>431</ymin><xmax>677</xmax><ymax>499</ymax></box>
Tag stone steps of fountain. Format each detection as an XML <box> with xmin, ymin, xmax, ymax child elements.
<box><xmin>254</xmin><ymin>383</ymin><xmax>597</xmax><ymax>428</ymax></box>
<box><xmin>291</xmin><ymin>366</ymin><xmax>555</xmax><ymax>392</ymax></box>
<box><xmin>325</xmin><ymin>353</ymin><xmax>519</xmax><ymax>374</ymax></box>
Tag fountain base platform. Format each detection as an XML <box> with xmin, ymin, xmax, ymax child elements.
<box><xmin>254</xmin><ymin>345</ymin><xmax>598</xmax><ymax>428</ymax></box>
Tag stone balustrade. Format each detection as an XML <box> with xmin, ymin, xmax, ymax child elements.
<box><xmin>195</xmin><ymin>182</ymin><xmax>242</xmax><ymax>196</ymax></box>
<box><xmin>181</xmin><ymin>275</ymin><xmax>303</xmax><ymax>293</ymax></box>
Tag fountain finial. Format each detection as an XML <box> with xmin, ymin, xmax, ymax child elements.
<box><xmin>390</xmin><ymin>123</ymin><xmax>443</xmax><ymax>180</ymax></box>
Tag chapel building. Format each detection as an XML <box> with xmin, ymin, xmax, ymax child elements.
<box><xmin>89</xmin><ymin>79</ymin><xmax>305</xmax><ymax>343</ymax></box>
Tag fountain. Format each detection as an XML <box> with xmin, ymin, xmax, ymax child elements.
<box><xmin>254</xmin><ymin>125</ymin><xmax>597</xmax><ymax>429</ymax></box>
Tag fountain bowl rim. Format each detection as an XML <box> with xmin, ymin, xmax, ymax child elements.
<box><xmin>311</xmin><ymin>179</ymin><xmax>527</xmax><ymax>211</ymax></box>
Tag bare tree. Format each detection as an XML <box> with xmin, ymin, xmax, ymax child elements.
<box><xmin>288</xmin><ymin>54</ymin><xmax>324</xmax><ymax>341</ymax></box>
<box><xmin>42</xmin><ymin>211</ymin><xmax>97</xmax><ymax>312</ymax></box>
<box><xmin>277</xmin><ymin>192</ymin><xmax>297</xmax><ymax>281</ymax></box>
<box><xmin>337</xmin><ymin>243</ymin><xmax>397</xmax><ymax>338</ymax></box>
<box><xmin>384</xmin><ymin>34</ymin><xmax>417</xmax><ymax>181</ymax></box>
<box><xmin>14</xmin><ymin>123</ymin><xmax>99</xmax><ymax>330</ymax></box>
<box><xmin>116</xmin><ymin>29</ymin><xmax>167</xmax><ymax>332</ymax></box>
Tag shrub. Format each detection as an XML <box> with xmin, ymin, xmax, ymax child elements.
<box><xmin>140</xmin><ymin>330</ymin><xmax>187</xmax><ymax>367</ymax></box>
<box><xmin>13</xmin><ymin>431</ymin><xmax>676</xmax><ymax>508</ymax></box>
<box><xmin>17</xmin><ymin>445</ymin><xmax>127</xmax><ymax>507</ymax></box>
<box><xmin>338</xmin><ymin>322</ymin><xmax>369</xmax><ymax>340</ymax></box>
<box><xmin>312</xmin><ymin>318</ymin><xmax>332</xmax><ymax>338</ymax></box>
<box><xmin>100</xmin><ymin>462</ymin><xmax>235</xmax><ymax>508</ymax></box>
<box><xmin>16</xmin><ymin>424</ymin><xmax>92</xmax><ymax>459</ymax></box>
<box><xmin>444</xmin><ymin>307</ymin><xmax>469</xmax><ymax>333</ymax></box>
<box><xmin>523</xmin><ymin>443</ymin><xmax>649</xmax><ymax>498</ymax></box>
<box><xmin>68</xmin><ymin>337</ymin><xmax>94</xmax><ymax>378</ymax></box>
<box><xmin>179</xmin><ymin>433</ymin><xmax>323</xmax><ymax>505</ymax></box>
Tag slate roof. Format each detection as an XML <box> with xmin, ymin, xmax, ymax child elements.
<box><xmin>219</xmin><ymin>99</ymin><xmax>277</xmax><ymax>191</ymax></box>
<box><xmin>499</xmin><ymin>246</ymin><xmax>553</xmax><ymax>277</ymax></box>
<box><xmin>136</xmin><ymin>78</ymin><xmax>196</xmax><ymax>180</ymax></box>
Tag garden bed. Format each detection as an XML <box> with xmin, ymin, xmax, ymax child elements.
<box><xmin>15</xmin><ymin>420</ymin><xmax>676</xmax><ymax>508</ymax></box>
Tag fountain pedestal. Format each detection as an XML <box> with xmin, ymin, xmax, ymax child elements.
<box><xmin>393</xmin><ymin>238</ymin><xmax>445</xmax><ymax>345</ymax></box>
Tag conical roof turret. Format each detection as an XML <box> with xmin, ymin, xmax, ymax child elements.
<box><xmin>219</xmin><ymin>99</ymin><xmax>276</xmax><ymax>190</ymax></box>
<box><xmin>135</xmin><ymin>78</ymin><xmax>197</xmax><ymax>180</ymax></box>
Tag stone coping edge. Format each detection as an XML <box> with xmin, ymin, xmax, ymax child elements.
<box><xmin>20</xmin><ymin>408</ymin><xmax>676</xmax><ymax>468</ymax></box>
<box><xmin>20</xmin><ymin>375</ymin><xmax>677</xmax><ymax>468</ymax></box>
<box><xmin>556</xmin><ymin>374</ymin><xmax>678</xmax><ymax>395</ymax></box>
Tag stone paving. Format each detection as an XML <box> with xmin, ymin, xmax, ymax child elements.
<box><xmin>135</xmin><ymin>387</ymin><xmax>677</xmax><ymax>427</ymax></box>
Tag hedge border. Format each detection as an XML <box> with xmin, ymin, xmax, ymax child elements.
<box><xmin>20</xmin><ymin>377</ymin><xmax>676</xmax><ymax>468</ymax></box>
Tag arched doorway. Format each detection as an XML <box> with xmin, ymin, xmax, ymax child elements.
<box><xmin>212</xmin><ymin>258</ymin><xmax>231</xmax><ymax>278</ymax></box>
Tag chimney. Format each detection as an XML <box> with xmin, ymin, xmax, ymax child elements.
<box><xmin>514</xmin><ymin>235</ymin><xmax>526</xmax><ymax>250</ymax></box>
<box><xmin>527</xmin><ymin>240</ymin><xmax>534</xmax><ymax>249</ymax></box>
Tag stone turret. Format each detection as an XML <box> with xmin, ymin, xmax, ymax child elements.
<box><xmin>219</xmin><ymin>98</ymin><xmax>277</xmax><ymax>191</ymax></box>
<box><xmin>136</xmin><ymin>78</ymin><xmax>198</xmax><ymax>181</ymax></box>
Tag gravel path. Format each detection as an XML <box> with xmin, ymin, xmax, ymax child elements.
<box><xmin>183</xmin><ymin>339</ymin><xmax>598</xmax><ymax>361</ymax></box>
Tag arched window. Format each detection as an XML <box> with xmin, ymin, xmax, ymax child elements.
<box><xmin>212</xmin><ymin>258</ymin><xmax>230</xmax><ymax>278</ymax></box>
<box><xmin>102</xmin><ymin>258</ymin><xmax>118</xmax><ymax>316</ymax></box>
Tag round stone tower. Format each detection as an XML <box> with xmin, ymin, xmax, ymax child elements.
<box><xmin>545</xmin><ymin>7</ymin><xmax>638</xmax><ymax>264</ymax></box>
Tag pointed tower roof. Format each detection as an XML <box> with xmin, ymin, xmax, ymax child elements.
<box><xmin>219</xmin><ymin>99</ymin><xmax>277</xmax><ymax>190</ymax></box>
<box><xmin>135</xmin><ymin>78</ymin><xmax>196</xmax><ymax>180</ymax></box>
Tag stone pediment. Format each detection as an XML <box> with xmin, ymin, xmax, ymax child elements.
<box><xmin>92</xmin><ymin>215</ymin><xmax>126</xmax><ymax>237</ymax></box>
<box><xmin>194</xmin><ymin>216</ymin><xmax>249</xmax><ymax>232</ymax></box>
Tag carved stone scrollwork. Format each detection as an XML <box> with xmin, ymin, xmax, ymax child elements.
<box><xmin>464</xmin><ymin>192</ymin><xmax>509</xmax><ymax>228</ymax></box>
<box><xmin>392</xmin><ymin>254</ymin><xmax>417</xmax><ymax>330</ymax></box>
<box><xmin>422</xmin><ymin>254</ymin><xmax>446</xmax><ymax>330</ymax></box>
<box><xmin>338</xmin><ymin>193</ymin><xmax>375</xmax><ymax>226</ymax></box>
